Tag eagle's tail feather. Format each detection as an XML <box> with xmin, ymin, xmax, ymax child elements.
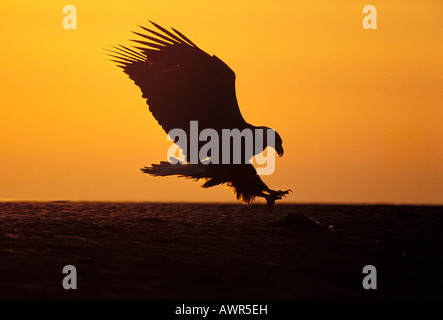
<box><xmin>141</xmin><ymin>162</ymin><xmax>260</xmax><ymax>203</ymax></box>
<box><xmin>141</xmin><ymin>161</ymin><xmax>208</xmax><ymax>179</ymax></box>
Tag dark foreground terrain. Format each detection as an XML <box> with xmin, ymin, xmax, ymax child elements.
<box><xmin>0</xmin><ymin>202</ymin><xmax>442</xmax><ymax>299</ymax></box>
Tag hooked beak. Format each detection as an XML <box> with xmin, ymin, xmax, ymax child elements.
<box><xmin>276</xmin><ymin>145</ymin><xmax>284</xmax><ymax>157</ymax></box>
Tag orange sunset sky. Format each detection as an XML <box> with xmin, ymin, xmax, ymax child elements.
<box><xmin>1</xmin><ymin>1</ymin><xmax>442</xmax><ymax>204</ymax></box>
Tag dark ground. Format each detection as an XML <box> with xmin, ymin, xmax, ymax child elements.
<box><xmin>0</xmin><ymin>202</ymin><xmax>442</xmax><ymax>300</ymax></box>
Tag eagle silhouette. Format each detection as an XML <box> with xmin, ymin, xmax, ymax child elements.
<box><xmin>109</xmin><ymin>21</ymin><xmax>291</xmax><ymax>208</ymax></box>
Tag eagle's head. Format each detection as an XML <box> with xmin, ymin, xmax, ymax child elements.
<box><xmin>256</xmin><ymin>126</ymin><xmax>284</xmax><ymax>157</ymax></box>
<box><xmin>274</xmin><ymin>130</ymin><xmax>284</xmax><ymax>157</ymax></box>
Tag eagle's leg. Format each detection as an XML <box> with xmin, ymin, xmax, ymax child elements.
<box><xmin>264</xmin><ymin>189</ymin><xmax>292</xmax><ymax>209</ymax></box>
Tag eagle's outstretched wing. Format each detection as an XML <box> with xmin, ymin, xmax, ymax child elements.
<box><xmin>108</xmin><ymin>21</ymin><xmax>246</xmax><ymax>134</ymax></box>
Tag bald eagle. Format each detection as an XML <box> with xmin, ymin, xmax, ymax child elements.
<box><xmin>109</xmin><ymin>21</ymin><xmax>291</xmax><ymax>208</ymax></box>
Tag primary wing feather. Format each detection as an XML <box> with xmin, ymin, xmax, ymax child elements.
<box><xmin>109</xmin><ymin>21</ymin><xmax>246</xmax><ymax>134</ymax></box>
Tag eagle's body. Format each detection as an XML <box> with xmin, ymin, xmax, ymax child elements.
<box><xmin>109</xmin><ymin>21</ymin><xmax>290</xmax><ymax>207</ymax></box>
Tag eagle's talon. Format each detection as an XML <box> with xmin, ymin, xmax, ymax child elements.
<box><xmin>265</xmin><ymin>188</ymin><xmax>292</xmax><ymax>209</ymax></box>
